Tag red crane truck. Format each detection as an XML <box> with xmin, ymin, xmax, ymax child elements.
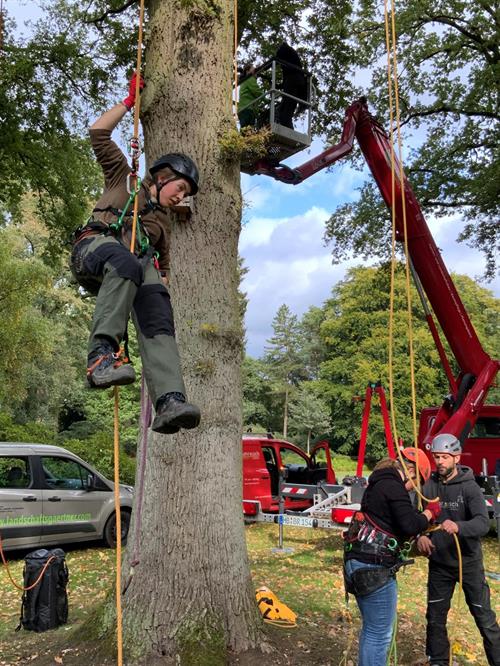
<box><xmin>243</xmin><ymin>84</ymin><xmax>500</xmax><ymax>528</ymax></box>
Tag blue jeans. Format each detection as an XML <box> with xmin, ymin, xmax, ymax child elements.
<box><xmin>344</xmin><ymin>558</ymin><xmax>398</xmax><ymax>666</ymax></box>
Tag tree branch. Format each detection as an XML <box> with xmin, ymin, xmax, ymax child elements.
<box><xmin>87</xmin><ymin>0</ymin><xmax>136</xmax><ymax>26</ymax></box>
<box><xmin>421</xmin><ymin>12</ymin><xmax>496</xmax><ymax>63</ymax></box>
<box><xmin>400</xmin><ymin>105</ymin><xmax>500</xmax><ymax>126</ymax></box>
<box><xmin>476</xmin><ymin>0</ymin><xmax>499</xmax><ymax>26</ymax></box>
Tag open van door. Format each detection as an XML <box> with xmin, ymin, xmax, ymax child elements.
<box><xmin>309</xmin><ymin>440</ymin><xmax>337</xmax><ymax>484</ymax></box>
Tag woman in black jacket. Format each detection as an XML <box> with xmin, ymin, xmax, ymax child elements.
<box><xmin>343</xmin><ymin>450</ymin><xmax>439</xmax><ymax>666</ymax></box>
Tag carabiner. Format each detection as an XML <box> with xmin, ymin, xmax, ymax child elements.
<box><xmin>126</xmin><ymin>173</ymin><xmax>142</xmax><ymax>195</ymax></box>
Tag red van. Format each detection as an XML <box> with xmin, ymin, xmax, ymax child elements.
<box><xmin>242</xmin><ymin>434</ymin><xmax>336</xmax><ymax>515</ymax></box>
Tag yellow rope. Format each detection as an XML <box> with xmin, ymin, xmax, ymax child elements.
<box><xmin>112</xmin><ymin>4</ymin><xmax>146</xmax><ymax>666</ymax></box>
<box><xmin>449</xmin><ymin>532</ymin><xmax>463</xmax><ymax>666</ymax></box>
<box><xmin>383</xmin><ymin>0</ymin><xmax>436</xmax><ymax>505</ymax></box>
<box><xmin>338</xmin><ymin>607</ymin><xmax>356</xmax><ymax>666</ymax></box>
<box><xmin>383</xmin><ymin>0</ymin><xmax>398</xmax><ymax>453</ymax></box>
<box><xmin>113</xmin><ymin>387</ymin><xmax>123</xmax><ymax>666</ymax></box>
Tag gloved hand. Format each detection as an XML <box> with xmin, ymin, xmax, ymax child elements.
<box><xmin>122</xmin><ymin>71</ymin><xmax>145</xmax><ymax>111</ymax></box>
<box><xmin>424</xmin><ymin>501</ymin><xmax>441</xmax><ymax>523</ymax></box>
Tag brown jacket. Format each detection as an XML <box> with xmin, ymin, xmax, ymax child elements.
<box><xmin>89</xmin><ymin>128</ymin><xmax>170</xmax><ymax>271</ymax></box>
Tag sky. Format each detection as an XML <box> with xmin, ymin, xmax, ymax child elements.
<box><xmin>240</xmin><ymin>154</ymin><xmax>500</xmax><ymax>357</ymax></box>
<box><xmin>8</xmin><ymin>1</ymin><xmax>500</xmax><ymax>359</ymax></box>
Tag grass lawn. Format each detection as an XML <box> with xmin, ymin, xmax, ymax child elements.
<box><xmin>0</xmin><ymin>526</ymin><xmax>498</xmax><ymax>665</ymax></box>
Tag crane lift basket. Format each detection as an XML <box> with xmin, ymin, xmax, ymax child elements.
<box><xmin>237</xmin><ymin>57</ymin><xmax>315</xmax><ymax>171</ymax></box>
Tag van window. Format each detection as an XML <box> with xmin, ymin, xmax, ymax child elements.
<box><xmin>470</xmin><ymin>418</ymin><xmax>500</xmax><ymax>439</ymax></box>
<box><xmin>0</xmin><ymin>457</ymin><xmax>31</xmax><ymax>489</ymax></box>
<box><xmin>42</xmin><ymin>457</ymin><xmax>88</xmax><ymax>490</ymax></box>
<box><xmin>279</xmin><ymin>447</ymin><xmax>308</xmax><ymax>467</ymax></box>
<box><xmin>311</xmin><ymin>448</ymin><xmax>327</xmax><ymax>468</ymax></box>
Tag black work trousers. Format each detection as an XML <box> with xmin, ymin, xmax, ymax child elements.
<box><xmin>71</xmin><ymin>235</ymin><xmax>185</xmax><ymax>404</ymax></box>
<box><xmin>426</xmin><ymin>560</ymin><xmax>500</xmax><ymax>665</ymax></box>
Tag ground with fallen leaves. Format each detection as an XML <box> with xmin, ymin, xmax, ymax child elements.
<box><xmin>0</xmin><ymin>525</ymin><xmax>499</xmax><ymax>665</ymax></box>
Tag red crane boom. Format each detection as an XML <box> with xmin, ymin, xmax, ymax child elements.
<box><xmin>251</xmin><ymin>99</ymin><xmax>499</xmax><ymax>447</ymax></box>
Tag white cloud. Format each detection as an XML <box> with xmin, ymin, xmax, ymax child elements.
<box><xmin>240</xmin><ymin>205</ymin><xmax>363</xmax><ymax>356</ymax></box>
<box><xmin>240</xmin><ymin>202</ymin><xmax>499</xmax><ymax>358</ymax></box>
<box><xmin>427</xmin><ymin>213</ymin><xmax>500</xmax><ymax>291</ymax></box>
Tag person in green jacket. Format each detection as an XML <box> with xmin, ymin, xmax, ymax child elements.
<box><xmin>238</xmin><ymin>63</ymin><xmax>263</xmax><ymax>129</ymax></box>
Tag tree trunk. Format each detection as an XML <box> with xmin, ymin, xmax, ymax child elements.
<box><xmin>283</xmin><ymin>385</ymin><xmax>289</xmax><ymax>438</ymax></box>
<box><xmin>119</xmin><ymin>1</ymin><xmax>262</xmax><ymax>662</ymax></box>
<box><xmin>306</xmin><ymin>429</ymin><xmax>310</xmax><ymax>455</ymax></box>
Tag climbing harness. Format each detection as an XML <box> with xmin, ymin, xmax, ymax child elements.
<box><xmin>343</xmin><ymin>511</ymin><xmax>413</xmax><ymax>569</ymax></box>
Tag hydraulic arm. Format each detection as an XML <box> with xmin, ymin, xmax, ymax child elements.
<box><xmin>252</xmin><ymin>99</ymin><xmax>499</xmax><ymax>445</ymax></box>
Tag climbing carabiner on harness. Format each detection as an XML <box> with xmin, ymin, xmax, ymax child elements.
<box><xmin>126</xmin><ymin>173</ymin><xmax>142</xmax><ymax>196</ymax></box>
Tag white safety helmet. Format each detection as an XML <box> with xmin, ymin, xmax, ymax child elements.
<box><xmin>431</xmin><ymin>433</ymin><xmax>462</xmax><ymax>455</ymax></box>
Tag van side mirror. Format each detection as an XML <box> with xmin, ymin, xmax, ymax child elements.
<box><xmin>86</xmin><ymin>474</ymin><xmax>96</xmax><ymax>491</ymax></box>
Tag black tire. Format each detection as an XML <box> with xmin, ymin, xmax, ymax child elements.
<box><xmin>103</xmin><ymin>509</ymin><xmax>131</xmax><ymax>548</ymax></box>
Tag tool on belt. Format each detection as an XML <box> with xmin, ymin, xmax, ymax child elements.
<box><xmin>342</xmin><ymin>511</ymin><xmax>414</xmax><ymax>597</ymax></box>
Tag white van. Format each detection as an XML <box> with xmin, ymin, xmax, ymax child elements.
<box><xmin>0</xmin><ymin>442</ymin><xmax>133</xmax><ymax>551</ymax></box>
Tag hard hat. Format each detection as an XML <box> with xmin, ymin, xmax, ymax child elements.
<box><xmin>401</xmin><ymin>447</ymin><xmax>431</xmax><ymax>482</ymax></box>
<box><xmin>150</xmin><ymin>153</ymin><xmax>199</xmax><ymax>195</ymax></box>
<box><xmin>431</xmin><ymin>433</ymin><xmax>462</xmax><ymax>455</ymax></box>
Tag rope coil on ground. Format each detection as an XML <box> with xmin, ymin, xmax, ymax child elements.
<box><xmin>0</xmin><ymin>534</ymin><xmax>55</xmax><ymax>592</ymax></box>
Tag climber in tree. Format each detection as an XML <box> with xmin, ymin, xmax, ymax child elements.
<box><xmin>70</xmin><ymin>73</ymin><xmax>201</xmax><ymax>435</ymax></box>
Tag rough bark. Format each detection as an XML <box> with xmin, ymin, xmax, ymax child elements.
<box><xmin>118</xmin><ymin>0</ymin><xmax>262</xmax><ymax>662</ymax></box>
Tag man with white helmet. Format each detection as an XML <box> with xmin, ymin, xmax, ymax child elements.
<box><xmin>417</xmin><ymin>433</ymin><xmax>500</xmax><ymax>665</ymax></box>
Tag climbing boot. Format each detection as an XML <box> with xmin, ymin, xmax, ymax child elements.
<box><xmin>152</xmin><ymin>392</ymin><xmax>201</xmax><ymax>434</ymax></box>
<box><xmin>87</xmin><ymin>345</ymin><xmax>136</xmax><ymax>389</ymax></box>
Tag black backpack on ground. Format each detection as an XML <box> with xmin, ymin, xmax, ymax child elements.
<box><xmin>17</xmin><ymin>548</ymin><xmax>69</xmax><ymax>632</ymax></box>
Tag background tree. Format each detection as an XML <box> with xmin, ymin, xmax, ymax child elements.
<box><xmin>1</xmin><ymin>0</ymin><xmax>498</xmax><ymax>660</ymax></box>
<box><xmin>316</xmin><ymin>264</ymin><xmax>500</xmax><ymax>460</ymax></box>
<box><xmin>242</xmin><ymin>356</ymin><xmax>274</xmax><ymax>432</ymax></box>
<box><xmin>298</xmin><ymin>305</ymin><xmax>328</xmax><ymax>380</ymax></box>
<box><xmin>0</xmin><ymin>212</ymin><xmax>90</xmax><ymax>422</ymax></box>
<box><xmin>288</xmin><ymin>385</ymin><xmax>331</xmax><ymax>453</ymax></box>
<box><xmin>323</xmin><ymin>0</ymin><xmax>499</xmax><ymax>277</ymax></box>
<box><xmin>264</xmin><ymin>304</ymin><xmax>305</xmax><ymax>437</ymax></box>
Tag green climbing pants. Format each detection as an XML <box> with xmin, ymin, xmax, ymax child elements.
<box><xmin>70</xmin><ymin>234</ymin><xmax>186</xmax><ymax>404</ymax></box>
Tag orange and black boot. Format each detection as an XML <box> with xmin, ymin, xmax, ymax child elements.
<box><xmin>87</xmin><ymin>343</ymin><xmax>136</xmax><ymax>389</ymax></box>
<box><xmin>152</xmin><ymin>392</ymin><xmax>201</xmax><ymax>434</ymax></box>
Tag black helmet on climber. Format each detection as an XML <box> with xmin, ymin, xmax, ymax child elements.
<box><xmin>150</xmin><ymin>154</ymin><xmax>199</xmax><ymax>196</ymax></box>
